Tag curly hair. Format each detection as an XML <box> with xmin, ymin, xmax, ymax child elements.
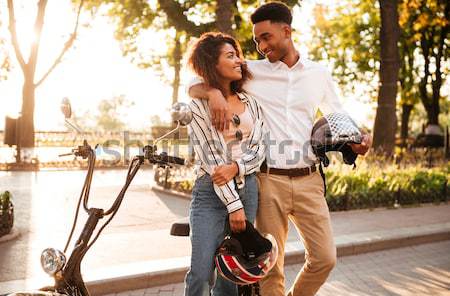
<box><xmin>188</xmin><ymin>32</ymin><xmax>252</xmax><ymax>95</ymax></box>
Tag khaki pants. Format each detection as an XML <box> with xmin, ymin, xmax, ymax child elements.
<box><xmin>256</xmin><ymin>171</ymin><xmax>336</xmax><ymax>296</ymax></box>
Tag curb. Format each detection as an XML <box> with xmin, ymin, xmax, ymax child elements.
<box><xmin>151</xmin><ymin>186</ymin><xmax>191</xmax><ymax>200</ymax></box>
<box><xmin>2</xmin><ymin>223</ymin><xmax>448</xmax><ymax>295</ymax></box>
<box><xmin>284</xmin><ymin>222</ymin><xmax>450</xmax><ymax>265</ymax></box>
<box><xmin>89</xmin><ymin>223</ymin><xmax>450</xmax><ymax>295</ymax></box>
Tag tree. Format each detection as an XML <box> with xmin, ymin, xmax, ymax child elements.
<box><xmin>398</xmin><ymin>29</ymin><xmax>419</xmax><ymax>146</ymax></box>
<box><xmin>310</xmin><ymin>1</ymin><xmax>380</xmax><ymax>97</ymax></box>
<box><xmin>81</xmin><ymin>0</ymin><xmax>303</xmax><ymax>110</ymax></box>
<box><xmin>6</xmin><ymin>0</ymin><xmax>84</xmax><ymax>148</ymax></box>
<box><xmin>372</xmin><ymin>0</ymin><xmax>400</xmax><ymax>154</ymax></box>
<box><xmin>95</xmin><ymin>95</ymin><xmax>134</xmax><ymax>131</ymax></box>
<box><xmin>216</xmin><ymin>0</ymin><xmax>234</xmax><ymax>35</ymax></box>
<box><xmin>310</xmin><ymin>0</ymin><xmax>399</xmax><ymax>154</ymax></box>
<box><xmin>82</xmin><ymin>0</ymin><xmax>213</xmax><ymax>108</ymax></box>
<box><xmin>400</xmin><ymin>0</ymin><xmax>449</xmax><ymax>128</ymax></box>
<box><xmin>310</xmin><ymin>0</ymin><xmax>449</xmax><ymax>151</ymax></box>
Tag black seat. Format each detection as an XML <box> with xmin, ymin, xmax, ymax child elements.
<box><xmin>170</xmin><ymin>217</ymin><xmax>190</xmax><ymax>236</ymax></box>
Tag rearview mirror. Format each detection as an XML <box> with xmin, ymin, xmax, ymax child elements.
<box><xmin>61</xmin><ymin>97</ymin><xmax>72</xmax><ymax>119</ymax></box>
<box><xmin>171</xmin><ymin>102</ymin><xmax>192</xmax><ymax>126</ymax></box>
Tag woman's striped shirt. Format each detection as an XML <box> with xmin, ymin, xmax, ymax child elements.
<box><xmin>188</xmin><ymin>92</ymin><xmax>266</xmax><ymax>213</ymax></box>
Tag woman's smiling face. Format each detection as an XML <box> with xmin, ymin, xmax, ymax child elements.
<box><xmin>215</xmin><ymin>43</ymin><xmax>243</xmax><ymax>82</ymax></box>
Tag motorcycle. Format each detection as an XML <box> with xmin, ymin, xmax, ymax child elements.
<box><xmin>8</xmin><ymin>98</ymin><xmax>192</xmax><ymax>296</ymax></box>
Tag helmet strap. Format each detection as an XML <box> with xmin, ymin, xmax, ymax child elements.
<box><xmin>318</xmin><ymin>162</ymin><xmax>327</xmax><ymax>197</ymax></box>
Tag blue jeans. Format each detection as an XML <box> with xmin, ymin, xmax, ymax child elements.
<box><xmin>184</xmin><ymin>173</ymin><xmax>258</xmax><ymax>296</ymax></box>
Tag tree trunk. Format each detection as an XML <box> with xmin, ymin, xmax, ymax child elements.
<box><xmin>18</xmin><ymin>0</ymin><xmax>47</xmax><ymax>148</ymax></box>
<box><xmin>216</xmin><ymin>0</ymin><xmax>233</xmax><ymax>35</ymax></box>
<box><xmin>7</xmin><ymin>0</ymin><xmax>83</xmax><ymax>151</ymax></box>
<box><xmin>171</xmin><ymin>35</ymin><xmax>181</xmax><ymax>106</ymax></box>
<box><xmin>400</xmin><ymin>103</ymin><xmax>413</xmax><ymax>147</ymax></box>
<box><xmin>171</xmin><ymin>33</ymin><xmax>181</xmax><ymax>130</ymax></box>
<box><xmin>418</xmin><ymin>68</ymin><xmax>440</xmax><ymax>126</ymax></box>
<box><xmin>417</xmin><ymin>2</ymin><xmax>448</xmax><ymax>126</ymax></box>
<box><xmin>429</xmin><ymin>76</ymin><xmax>441</xmax><ymax>126</ymax></box>
<box><xmin>428</xmin><ymin>101</ymin><xmax>440</xmax><ymax>125</ymax></box>
<box><xmin>372</xmin><ymin>0</ymin><xmax>400</xmax><ymax>155</ymax></box>
<box><xmin>20</xmin><ymin>75</ymin><xmax>36</xmax><ymax>148</ymax></box>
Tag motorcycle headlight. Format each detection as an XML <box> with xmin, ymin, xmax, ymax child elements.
<box><xmin>40</xmin><ymin>248</ymin><xmax>66</xmax><ymax>275</ymax></box>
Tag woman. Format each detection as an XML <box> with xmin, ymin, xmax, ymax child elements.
<box><xmin>184</xmin><ymin>32</ymin><xmax>266</xmax><ymax>296</ymax></box>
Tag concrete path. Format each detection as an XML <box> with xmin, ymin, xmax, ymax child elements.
<box><xmin>117</xmin><ymin>240</ymin><xmax>450</xmax><ymax>296</ymax></box>
<box><xmin>0</xmin><ymin>169</ymin><xmax>449</xmax><ymax>295</ymax></box>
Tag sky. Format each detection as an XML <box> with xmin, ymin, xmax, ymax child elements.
<box><xmin>0</xmin><ymin>0</ymin><xmax>374</xmax><ymax>132</ymax></box>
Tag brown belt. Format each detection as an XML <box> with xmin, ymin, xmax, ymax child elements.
<box><xmin>260</xmin><ymin>162</ymin><xmax>316</xmax><ymax>177</ymax></box>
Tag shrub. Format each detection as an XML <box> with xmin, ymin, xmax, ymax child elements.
<box><xmin>325</xmin><ymin>163</ymin><xmax>449</xmax><ymax>211</ymax></box>
<box><xmin>153</xmin><ymin>156</ymin><xmax>449</xmax><ymax>211</ymax></box>
<box><xmin>0</xmin><ymin>191</ymin><xmax>14</xmax><ymax>237</ymax></box>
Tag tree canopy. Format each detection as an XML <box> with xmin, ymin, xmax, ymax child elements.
<box><xmin>96</xmin><ymin>94</ymin><xmax>134</xmax><ymax>131</ymax></box>
<box><xmin>79</xmin><ymin>0</ymin><xmax>302</xmax><ymax>113</ymax></box>
<box><xmin>310</xmin><ymin>0</ymin><xmax>449</xmax><ymax>145</ymax></box>
<box><xmin>310</xmin><ymin>0</ymin><xmax>380</xmax><ymax>98</ymax></box>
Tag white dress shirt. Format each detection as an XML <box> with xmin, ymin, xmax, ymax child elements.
<box><xmin>243</xmin><ymin>56</ymin><xmax>345</xmax><ymax>169</ymax></box>
<box><xmin>188</xmin><ymin>55</ymin><xmax>346</xmax><ymax>169</ymax></box>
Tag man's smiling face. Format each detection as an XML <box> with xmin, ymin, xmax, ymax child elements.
<box><xmin>253</xmin><ymin>20</ymin><xmax>291</xmax><ymax>63</ymax></box>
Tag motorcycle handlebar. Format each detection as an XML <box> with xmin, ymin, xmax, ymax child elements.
<box><xmin>58</xmin><ymin>152</ymin><xmax>74</xmax><ymax>157</ymax></box>
<box><xmin>143</xmin><ymin>145</ymin><xmax>185</xmax><ymax>166</ymax></box>
<box><xmin>158</xmin><ymin>154</ymin><xmax>185</xmax><ymax>166</ymax></box>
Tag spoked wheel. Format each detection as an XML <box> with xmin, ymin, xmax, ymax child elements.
<box><xmin>238</xmin><ymin>283</ymin><xmax>261</xmax><ymax>296</ymax></box>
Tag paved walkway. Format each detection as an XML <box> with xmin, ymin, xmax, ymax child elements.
<box><xmin>0</xmin><ymin>169</ymin><xmax>449</xmax><ymax>295</ymax></box>
<box><xmin>0</xmin><ymin>169</ymin><xmax>190</xmax><ymax>282</ymax></box>
<box><xmin>112</xmin><ymin>240</ymin><xmax>450</xmax><ymax>296</ymax></box>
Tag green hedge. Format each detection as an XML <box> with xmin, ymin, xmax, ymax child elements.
<box><xmin>156</xmin><ymin>163</ymin><xmax>449</xmax><ymax>211</ymax></box>
<box><xmin>325</xmin><ymin>164</ymin><xmax>449</xmax><ymax>211</ymax></box>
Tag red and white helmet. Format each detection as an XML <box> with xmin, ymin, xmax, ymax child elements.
<box><xmin>214</xmin><ymin>222</ymin><xmax>278</xmax><ymax>285</ymax></box>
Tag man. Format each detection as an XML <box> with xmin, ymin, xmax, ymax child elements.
<box><xmin>188</xmin><ymin>2</ymin><xmax>371</xmax><ymax>295</ymax></box>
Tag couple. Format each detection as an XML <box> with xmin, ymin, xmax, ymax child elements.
<box><xmin>184</xmin><ymin>2</ymin><xmax>371</xmax><ymax>296</ymax></box>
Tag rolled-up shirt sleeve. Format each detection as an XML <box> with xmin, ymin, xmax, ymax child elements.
<box><xmin>188</xmin><ymin>99</ymin><xmax>243</xmax><ymax>213</ymax></box>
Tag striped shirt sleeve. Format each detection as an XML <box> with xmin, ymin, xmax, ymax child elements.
<box><xmin>188</xmin><ymin>99</ymin><xmax>243</xmax><ymax>213</ymax></box>
<box><xmin>235</xmin><ymin>95</ymin><xmax>266</xmax><ymax>177</ymax></box>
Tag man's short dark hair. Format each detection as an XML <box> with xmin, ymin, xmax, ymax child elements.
<box><xmin>250</xmin><ymin>1</ymin><xmax>292</xmax><ymax>26</ymax></box>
